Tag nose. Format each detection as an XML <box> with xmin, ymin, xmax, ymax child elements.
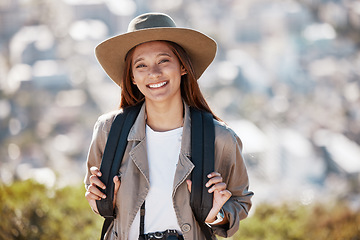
<box><xmin>148</xmin><ymin>65</ymin><xmax>162</xmax><ymax>79</ymax></box>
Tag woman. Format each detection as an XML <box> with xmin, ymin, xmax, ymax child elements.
<box><xmin>85</xmin><ymin>13</ymin><xmax>253</xmax><ymax>240</ymax></box>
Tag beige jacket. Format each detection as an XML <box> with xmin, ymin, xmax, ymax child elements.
<box><xmin>85</xmin><ymin>102</ymin><xmax>253</xmax><ymax>240</ymax></box>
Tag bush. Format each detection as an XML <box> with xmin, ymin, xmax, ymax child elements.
<box><xmin>1</xmin><ymin>180</ymin><xmax>359</xmax><ymax>239</ymax></box>
<box><xmin>235</xmin><ymin>202</ymin><xmax>360</xmax><ymax>240</ymax></box>
<box><xmin>0</xmin><ymin>180</ymin><xmax>103</xmax><ymax>240</ymax></box>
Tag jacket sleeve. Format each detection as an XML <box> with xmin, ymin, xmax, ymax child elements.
<box><xmin>211</xmin><ymin>123</ymin><xmax>254</xmax><ymax>237</ymax></box>
<box><xmin>84</xmin><ymin>113</ymin><xmax>115</xmax><ymax>189</ymax></box>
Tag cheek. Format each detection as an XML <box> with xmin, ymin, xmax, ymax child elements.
<box><xmin>131</xmin><ymin>66</ymin><xmax>142</xmax><ymax>79</ymax></box>
<box><xmin>132</xmin><ymin>81</ymin><xmax>146</xmax><ymax>95</ymax></box>
<box><xmin>132</xmin><ymin>75</ymin><xmax>147</xmax><ymax>93</ymax></box>
<box><xmin>132</xmin><ymin>72</ymin><xmax>144</xmax><ymax>84</ymax></box>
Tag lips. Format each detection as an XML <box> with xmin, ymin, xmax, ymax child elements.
<box><xmin>147</xmin><ymin>81</ymin><xmax>168</xmax><ymax>89</ymax></box>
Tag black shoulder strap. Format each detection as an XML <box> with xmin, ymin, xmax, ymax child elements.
<box><xmin>96</xmin><ymin>103</ymin><xmax>142</xmax><ymax>240</ymax></box>
<box><xmin>190</xmin><ymin>107</ymin><xmax>215</xmax><ymax>240</ymax></box>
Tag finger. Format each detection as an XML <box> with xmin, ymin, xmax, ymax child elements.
<box><xmin>186</xmin><ymin>180</ymin><xmax>192</xmax><ymax>193</ymax></box>
<box><xmin>205</xmin><ymin>176</ymin><xmax>223</xmax><ymax>188</ymax></box>
<box><xmin>85</xmin><ymin>190</ymin><xmax>102</xmax><ymax>201</ymax></box>
<box><xmin>216</xmin><ymin>189</ymin><xmax>232</xmax><ymax>201</ymax></box>
<box><xmin>85</xmin><ymin>193</ymin><xmax>100</xmax><ymax>214</ymax></box>
<box><xmin>220</xmin><ymin>189</ymin><xmax>232</xmax><ymax>198</ymax></box>
<box><xmin>208</xmin><ymin>182</ymin><xmax>227</xmax><ymax>193</ymax></box>
<box><xmin>88</xmin><ymin>184</ymin><xmax>107</xmax><ymax>199</ymax></box>
<box><xmin>89</xmin><ymin>175</ymin><xmax>106</xmax><ymax>190</ymax></box>
<box><xmin>90</xmin><ymin>166</ymin><xmax>102</xmax><ymax>177</ymax></box>
<box><xmin>207</xmin><ymin>172</ymin><xmax>221</xmax><ymax>178</ymax></box>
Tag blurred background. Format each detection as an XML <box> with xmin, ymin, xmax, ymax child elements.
<box><xmin>1</xmin><ymin>0</ymin><xmax>360</xmax><ymax>239</ymax></box>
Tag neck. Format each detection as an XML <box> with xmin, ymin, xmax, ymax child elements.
<box><xmin>145</xmin><ymin>98</ymin><xmax>184</xmax><ymax>132</ymax></box>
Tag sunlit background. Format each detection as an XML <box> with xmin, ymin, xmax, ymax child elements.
<box><xmin>1</xmin><ymin>0</ymin><xmax>360</xmax><ymax>238</ymax></box>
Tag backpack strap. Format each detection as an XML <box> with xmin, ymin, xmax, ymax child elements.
<box><xmin>96</xmin><ymin>103</ymin><xmax>143</xmax><ymax>240</ymax></box>
<box><xmin>190</xmin><ymin>107</ymin><xmax>215</xmax><ymax>240</ymax></box>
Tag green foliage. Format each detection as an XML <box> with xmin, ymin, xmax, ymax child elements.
<box><xmin>0</xmin><ymin>180</ymin><xmax>103</xmax><ymax>240</ymax></box>
<box><xmin>1</xmin><ymin>180</ymin><xmax>360</xmax><ymax>240</ymax></box>
<box><xmin>235</xmin><ymin>202</ymin><xmax>360</xmax><ymax>240</ymax></box>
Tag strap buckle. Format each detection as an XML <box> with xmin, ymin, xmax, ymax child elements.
<box><xmin>153</xmin><ymin>231</ymin><xmax>164</xmax><ymax>239</ymax></box>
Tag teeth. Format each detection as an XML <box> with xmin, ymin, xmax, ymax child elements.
<box><xmin>149</xmin><ymin>81</ymin><xmax>167</xmax><ymax>88</ymax></box>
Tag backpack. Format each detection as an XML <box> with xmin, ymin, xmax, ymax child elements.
<box><xmin>96</xmin><ymin>102</ymin><xmax>215</xmax><ymax>240</ymax></box>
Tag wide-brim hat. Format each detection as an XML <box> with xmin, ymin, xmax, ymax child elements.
<box><xmin>95</xmin><ymin>12</ymin><xmax>217</xmax><ymax>86</ymax></box>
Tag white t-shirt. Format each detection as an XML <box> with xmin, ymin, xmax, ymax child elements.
<box><xmin>128</xmin><ymin>125</ymin><xmax>183</xmax><ymax>239</ymax></box>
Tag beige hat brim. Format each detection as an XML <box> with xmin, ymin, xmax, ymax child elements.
<box><xmin>95</xmin><ymin>27</ymin><xmax>217</xmax><ymax>86</ymax></box>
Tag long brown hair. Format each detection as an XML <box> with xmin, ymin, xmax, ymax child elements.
<box><xmin>120</xmin><ymin>41</ymin><xmax>218</xmax><ymax>119</ymax></box>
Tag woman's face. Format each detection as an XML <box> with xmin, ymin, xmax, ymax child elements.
<box><xmin>131</xmin><ymin>41</ymin><xmax>186</xmax><ymax>105</ymax></box>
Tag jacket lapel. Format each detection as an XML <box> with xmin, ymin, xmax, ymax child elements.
<box><xmin>128</xmin><ymin>103</ymin><xmax>150</xmax><ymax>183</ymax></box>
<box><xmin>173</xmin><ymin>104</ymin><xmax>194</xmax><ymax>195</ymax></box>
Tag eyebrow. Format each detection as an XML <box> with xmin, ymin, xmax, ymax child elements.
<box><xmin>133</xmin><ymin>53</ymin><xmax>172</xmax><ymax>66</ymax></box>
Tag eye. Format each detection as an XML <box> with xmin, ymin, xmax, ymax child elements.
<box><xmin>159</xmin><ymin>59</ymin><xmax>170</xmax><ymax>64</ymax></box>
<box><xmin>135</xmin><ymin>63</ymin><xmax>146</xmax><ymax>69</ymax></box>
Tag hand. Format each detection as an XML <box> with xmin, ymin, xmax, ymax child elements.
<box><xmin>186</xmin><ymin>172</ymin><xmax>232</xmax><ymax>224</ymax></box>
<box><xmin>85</xmin><ymin>166</ymin><xmax>121</xmax><ymax>213</ymax></box>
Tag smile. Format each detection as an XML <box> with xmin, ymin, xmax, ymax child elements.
<box><xmin>148</xmin><ymin>81</ymin><xmax>168</xmax><ymax>89</ymax></box>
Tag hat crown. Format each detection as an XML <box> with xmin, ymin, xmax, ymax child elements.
<box><xmin>128</xmin><ymin>13</ymin><xmax>177</xmax><ymax>32</ymax></box>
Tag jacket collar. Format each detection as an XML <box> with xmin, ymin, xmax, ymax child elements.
<box><xmin>127</xmin><ymin>102</ymin><xmax>147</xmax><ymax>142</ymax></box>
<box><xmin>181</xmin><ymin>102</ymin><xmax>191</xmax><ymax>157</ymax></box>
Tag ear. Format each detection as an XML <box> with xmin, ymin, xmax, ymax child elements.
<box><xmin>131</xmin><ymin>76</ymin><xmax>137</xmax><ymax>85</ymax></box>
<box><xmin>180</xmin><ymin>65</ymin><xmax>187</xmax><ymax>76</ymax></box>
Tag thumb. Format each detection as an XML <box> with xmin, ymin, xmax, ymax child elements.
<box><xmin>113</xmin><ymin>175</ymin><xmax>121</xmax><ymax>208</ymax></box>
<box><xmin>186</xmin><ymin>179</ymin><xmax>192</xmax><ymax>193</ymax></box>
<box><xmin>113</xmin><ymin>175</ymin><xmax>121</xmax><ymax>194</ymax></box>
